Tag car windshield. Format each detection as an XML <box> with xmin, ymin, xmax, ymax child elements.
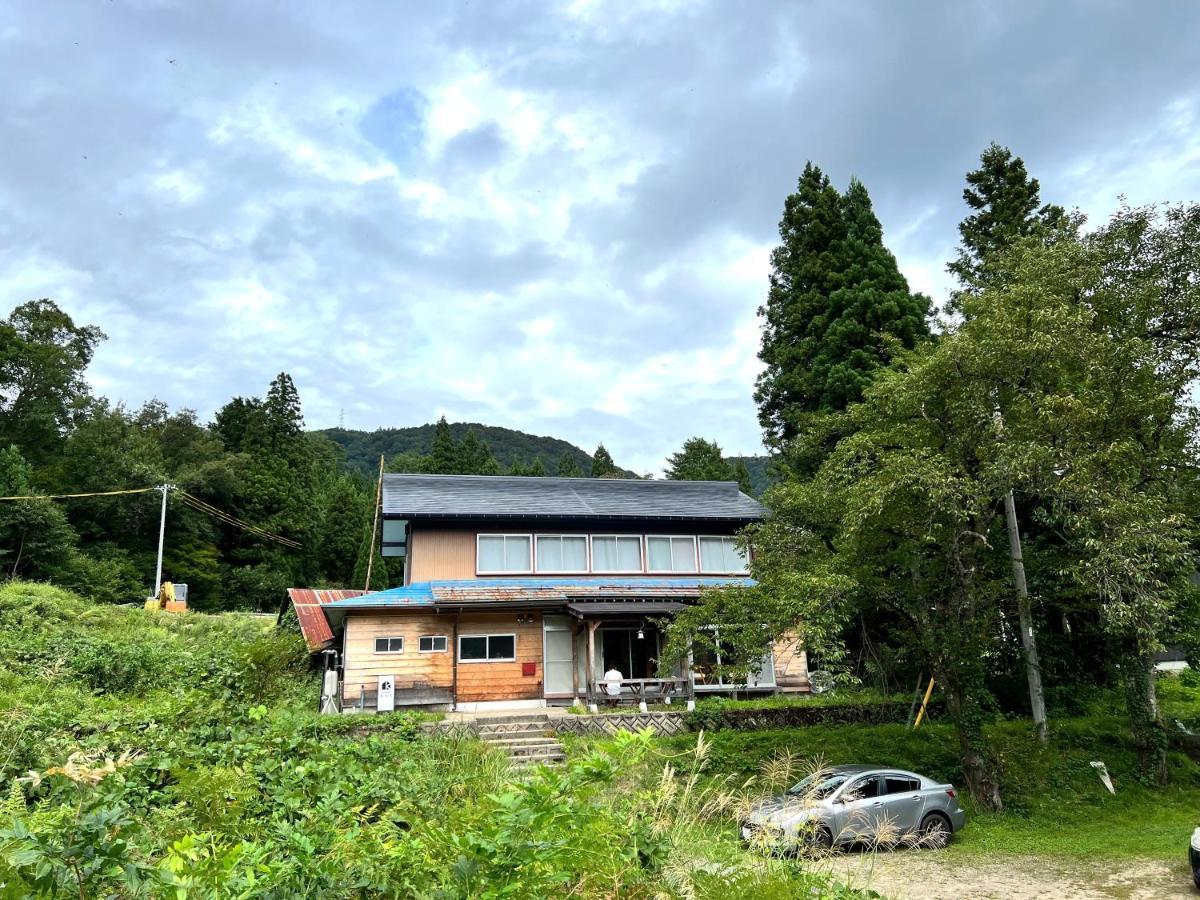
<box><xmin>787</xmin><ymin>772</ymin><xmax>850</xmax><ymax>800</ymax></box>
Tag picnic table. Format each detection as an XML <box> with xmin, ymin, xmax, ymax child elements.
<box><xmin>586</xmin><ymin>677</ymin><xmax>694</xmax><ymax>711</ymax></box>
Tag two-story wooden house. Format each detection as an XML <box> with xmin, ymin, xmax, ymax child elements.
<box><xmin>291</xmin><ymin>474</ymin><xmax>808</xmax><ymax>712</ymax></box>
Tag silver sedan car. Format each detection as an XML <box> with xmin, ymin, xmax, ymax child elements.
<box><xmin>741</xmin><ymin>765</ymin><xmax>967</xmax><ymax>851</ymax></box>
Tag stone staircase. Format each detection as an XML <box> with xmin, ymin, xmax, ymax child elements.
<box><xmin>475</xmin><ymin>712</ymin><xmax>565</xmax><ymax>767</ymax></box>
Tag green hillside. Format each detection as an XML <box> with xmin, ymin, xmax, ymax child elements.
<box><xmin>727</xmin><ymin>455</ymin><xmax>776</xmax><ymax>496</ymax></box>
<box><xmin>319</xmin><ymin>423</ymin><xmax>598</xmax><ymax>477</ymax></box>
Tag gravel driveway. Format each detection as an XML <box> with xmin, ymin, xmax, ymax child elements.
<box><xmin>827</xmin><ymin>850</ymin><xmax>1194</xmax><ymax>899</ymax></box>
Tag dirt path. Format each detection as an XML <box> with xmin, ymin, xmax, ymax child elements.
<box><xmin>826</xmin><ymin>850</ymin><xmax>1195</xmax><ymax>899</ymax></box>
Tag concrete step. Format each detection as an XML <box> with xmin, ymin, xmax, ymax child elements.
<box><xmin>467</xmin><ymin>712</ymin><xmax>552</xmax><ymax>725</ymax></box>
<box><xmin>500</xmin><ymin>743</ymin><xmax>564</xmax><ymax>757</ymax></box>
<box><xmin>508</xmin><ymin>749</ymin><xmax>566</xmax><ymax>766</ymax></box>
<box><xmin>482</xmin><ymin>735</ymin><xmax>561</xmax><ymax>747</ymax></box>
<box><xmin>475</xmin><ymin>724</ymin><xmax>554</xmax><ymax>734</ymax></box>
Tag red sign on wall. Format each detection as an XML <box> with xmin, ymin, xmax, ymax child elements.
<box><xmin>522</xmin><ymin>662</ymin><xmax>536</xmax><ymax>677</ymax></box>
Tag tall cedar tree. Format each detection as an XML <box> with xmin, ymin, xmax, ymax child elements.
<box><xmin>590</xmin><ymin>444</ymin><xmax>618</xmax><ymax>478</ymax></box>
<box><xmin>556</xmin><ymin>453</ymin><xmax>583</xmax><ymax>477</ymax></box>
<box><xmin>665</xmin><ymin>437</ymin><xmax>735</xmax><ymax>482</ymax></box>
<box><xmin>428</xmin><ymin>416</ymin><xmax>458</xmax><ymax>474</ymax></box>
<box><xmin>755</xmin><ymin>165</ymin><xmax>930</xmax><ymax>447</ymax></box>
<box><xmin>948</xmin><ymin>142</ymin><xmax>1066</xmax><ymax>304</ymax></box>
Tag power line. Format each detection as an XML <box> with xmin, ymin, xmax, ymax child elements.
<box><xmin>0</xmin><ymin>483</ymin><xmax>300</xmax><ymax>550</ymax></box>
<box><xmin>174</xmin><ymin>489</ymin><xmax>302</xmax><ymax>549</ymax></box>
<box><xmin>0</xmin><ymin>487</ymin><xmax>156</xmax><ymax>502</ymax></box>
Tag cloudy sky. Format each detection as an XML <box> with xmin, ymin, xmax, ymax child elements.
<box><xmin>2</xmin><ymin>1</ymin><xmax>1198</xmax><ymax>475</ymax></box>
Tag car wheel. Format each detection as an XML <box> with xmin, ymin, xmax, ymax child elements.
<box><xmin>807</xmin><ymin>825</ymin><xmax>834</xmax><ymax>854</ymax></box>
<box><xmin>918</xmin><ymin>812</ymin><xmax>952</xmax><ymax>850</ymax></box>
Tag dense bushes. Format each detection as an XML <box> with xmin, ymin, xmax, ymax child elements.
<box><xmin>686</xmin><ymin>697</ymin><xmax>945</xmax><ymax>732</ymax></box>
<box><xmin>0</xmin><ymin>582</ymin><xmax>867</xmax><ymax>898</ymax></box>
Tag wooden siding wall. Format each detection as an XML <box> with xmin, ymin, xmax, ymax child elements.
<box><xmin>456</xmin><ymin>612</ymin><xmax>544</xmax><ymax>702</ymax></box>
<box><xmin>408</xmin><ymin>528</ymin><xmax>477</xmax><ymax>582</ymax></box>
<box><xmin>341</xmin><ymin>611</ymin><xmax>544</xmax><ymax>705</ymax></box>
<box><xmin>342</xmin><ymin>612</ymin><xmax>454</xmax><ymax>703</ymax></box>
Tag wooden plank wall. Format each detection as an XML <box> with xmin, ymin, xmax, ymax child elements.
<box><xmin>408</xmin><ymin>528</ymin><xmax>476</xmax><ymax>582</ymax></box>
<box><xmin>342</xmin><ymin>612</ymin><xmax>454</xmax><ymax>703</ymax></box>
<box><xmin>341</xmin><ymin>610</ymin><xmax>545</xmax><ymax>705</ymax></box>
<box><xmin>455</xmin><ymin>612</ymin><xmax>544</xmax><ymax>702</ymax></box>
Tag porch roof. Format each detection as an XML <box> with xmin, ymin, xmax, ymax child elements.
<box><xmin>566</xmin><ymin>600</ymin><xmax>686</xmax><ymax>616</ymax></box>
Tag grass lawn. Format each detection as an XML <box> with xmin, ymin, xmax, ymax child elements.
<box><xmin>662</xmin><ymin>679</ymin><xmax>1200</xmax><ymax>864</ymax></box>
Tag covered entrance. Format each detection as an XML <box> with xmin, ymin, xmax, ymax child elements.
<box><xmin>599</xmin><ymin>624</ymin><xmax>660</xmax><ymax>680</ymax></box>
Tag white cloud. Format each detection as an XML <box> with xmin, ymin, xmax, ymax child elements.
<box><xmin>1</xmin><ymin>0</ymin><xmax>1197</xmax><ymax>474</ymax></box>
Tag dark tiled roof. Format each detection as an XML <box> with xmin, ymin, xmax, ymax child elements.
<box><xmin>382</xmin><ymin>474</ymin><xmax>764</xmax><ymax>521</ymax></box>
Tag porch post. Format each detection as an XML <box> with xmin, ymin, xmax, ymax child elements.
<box><xmin>686</xmin><ymin>639</ymin><xmax>696</xmax><ymax>712</ymax></box>
<box><xmin>571</xmin><ymin>620</ymin><xmax>582</xmax><ymax>707</ymax></box>
<box><xmin>586</xmin><ymin>620</ymin><xmax>598</xmax><ymax>714</ymax></box>
<box><xmin>450</xmin><ymin>612</ymin><xmax>460</xmax><ymax>711</ymax></box>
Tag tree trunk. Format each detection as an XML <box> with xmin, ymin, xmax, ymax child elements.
<box><xmin>1122</xmin><ymin>643</ymin><xmax>1168</xmax><ymax>785</ymax></box>
<box><xmin>1003</xmin><ymin>489</ymin><xmax>1048</xmax><ymax>743</ymax></box>
<box><xmin>940</xmin><ymin>663</ymin><xmax>1003</xmax><ymax>812</ymax></box>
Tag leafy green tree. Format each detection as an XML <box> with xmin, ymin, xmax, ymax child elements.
<box><xmin>316</xmin><ymin>474</ymin><xmax>371</xmax><ymax>586</ymax></box>
<box><xmin>755</xmin><ymin>166</ymin><xmax>930</xmax><ymax>447</ymax></box>
<box><xmin>665</xmin><ymin>437</ymin><xmax>735</xmax><ymax>482</ymax></box>
<box><xmin>0</xmin><ymin>445</ymin><xmax>77</xmax><ymax>579</ymax></box>
<box><xmin>948</xmin><ymin>142</ymin><xmax>1066</xmax><ymax>302</ymax></box>
<box><xmin>589</xmin><ymin>444</ymin><xmax>618</xmax><ymax>478</ymax></box>
<box><xmin>556</xmin><ymin>453</ymin><xmax>583</xmax><ymax>477</ymax></box>
<box><xmin>0</xmin><ymin>300</ymin><xmax>105</xmax><ymax>468</ymax></box>
<box><xmin>211</xmin><ymin>396</ymin><xmax>266</xmax><ymax>453</ymax></box>
<box><xmin>388</xmin><ymin>450</ymin><xmax>430</xmax><ymax>474</ymax></box>
<box><xmin>351</xmin><ymin>525</ymin><xmax>390</xmax><ymax>591</ymax></box>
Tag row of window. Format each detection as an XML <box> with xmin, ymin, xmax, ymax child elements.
<box><xmin>374</xmin><ymin>633</ymin><xmax>516</xmax><ymax>662</ymax></box>
<box><xmin>476</xmin><ymin>533</ymin><xmax>748</xmax><ymax>575</ymax></box>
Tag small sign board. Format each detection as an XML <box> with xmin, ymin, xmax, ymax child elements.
<box><xmin>377</xmin><ymin>675</ymin><xmax>395</xmax><ymax>712</ymax></box>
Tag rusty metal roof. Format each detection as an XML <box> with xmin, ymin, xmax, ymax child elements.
<box><xmin>286</xmin><ymin>588</ymin><xmax>367</xmax><ymax>649</ymax></box>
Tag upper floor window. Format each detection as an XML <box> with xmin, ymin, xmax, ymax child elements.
<box><xmin>698</xmin><ymin>536</ymin><xmax>749</xmax><ymax>573</ymax></box>
<box><xmin>374</xmin><ymin>637</ymin><xmax>404</xmax><ymax>653</ymax></box>
<box><xmin>535</xmin><ymin>534</ymin><xmax>588</xmax><ymax>572</ymax></box>
<box><xmin>646</xmin><ymin>535</ymin><xmax>698</xmax><ymax>573</ymax></box>
<box><xmin>477</xmin><ymin>534</ymin><xmax>532</xmax><ymax>573</ymax></box>
<box><xmin>590</xmin><ymin>535</ymin><xmax>643</xmax><ymax>572</ymax></box>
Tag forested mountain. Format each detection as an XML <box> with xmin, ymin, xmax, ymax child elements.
<box><xmin>320</xmin><ymin>424</ymin><xmax>601</xmax><ymax>478</ymax></box>
<box><xmin>726</xmin><ymin>455</ymin><xmax>774</xmax><ymax>496</ymax></box>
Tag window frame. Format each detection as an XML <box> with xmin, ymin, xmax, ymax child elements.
<box><xmin>645</xmin><ymin>534</ymin><xmax>699</xmax><ymax>573</ymax></box>
<box><xmin>588</xmin><ymin>534</ymin><xmax>645</xmax><ymax>574</ymax></box>
<box><xmin>418</xmin><ymin>634</ymin><xmax>448</xmax><ymax>654</ymax></box>
<box><xmin>698</xmin><ymin>535</ymin><xmax>750</xmax><ymax>574</ymax></box>
<box><xmin>534</xmin><ymin>533</ymin><xmax>590</xmax><ymax>574</ymax></box>
<box><xmin>458</xmin><ymin>633</ymin><xmax>518</xmax><ymax>663</ymax></box>
<box><xmin>475</xmin><ymin>533</ymin><xmax>533</xmax><ymax>575</ymax></box>
<box><xmin>374</xmin><ymin>636</ymin><xmax>405</xmax><ymax>654</ymax></box>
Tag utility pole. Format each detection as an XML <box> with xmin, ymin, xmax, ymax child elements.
<box><xmin>153</xmin><ymin>483</ymin><xmax>173</xmax><ymax>599</ymax></box>
<box><xmin>992</xmin><ymin>408</ymin><xmax>1047</xmax><ymax>743</ymax></box>
<box><xmin>1004</xmin><ymin>487</ymin><xmax>1047</xmax><ymax>743</ymax></box>
<box><xmin>363</xmin><ymin>455</ymin><xmax>384</xmax><ymax>592</ymax></box>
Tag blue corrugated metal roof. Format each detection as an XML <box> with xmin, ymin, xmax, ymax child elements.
<box><xmin>321</xmin><ymin>576</ymin><xmax>755</xmax><ymax>610</ymax></box>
